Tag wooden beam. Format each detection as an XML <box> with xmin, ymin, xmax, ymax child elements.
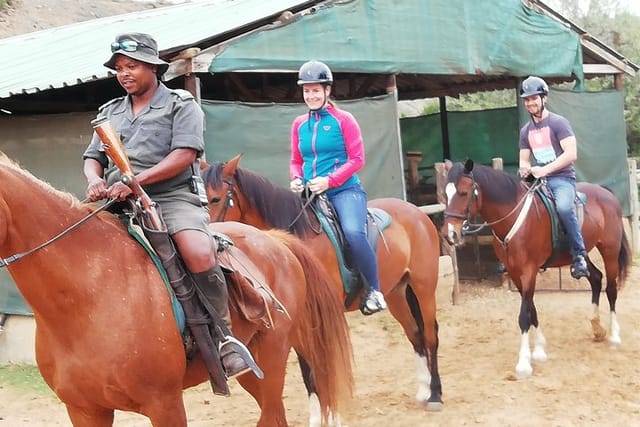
<box><xmin>581</xmin><ymin>38</ymin><xmax>636</xmax><ymax>76</ymax></box>
<box><xmin>583</xmin><ymin>63</ymin><xmax>625</xmax><ymax>75</ymax></box>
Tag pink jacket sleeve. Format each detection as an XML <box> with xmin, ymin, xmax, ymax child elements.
<box><xmin>289</xmin><ymin>116</ymin><xmax>304</xmax><ymax>180</ymax></box>
<box><xmin>327</xmin><ymin>110</ymin><xmax>365</xmax><ymax>188</ymax></box>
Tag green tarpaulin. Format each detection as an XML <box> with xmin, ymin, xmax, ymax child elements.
<box><xmin>211</xmin><ymin>0</ymin><xmax>583</xmax><ymax>81</ymax></box>
<box><xmin>202</xmin><ymin>92</ymin><xmax>405</xmax><ymax>199</ymax></box>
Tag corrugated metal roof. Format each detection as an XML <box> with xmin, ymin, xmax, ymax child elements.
<box><xmin>0</xmin><ymin>0</ymin><xmax>315</xmax><ymax>98</ymax></box>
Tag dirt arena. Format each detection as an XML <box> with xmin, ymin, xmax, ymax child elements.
<box><xmin>0</xmin><ymin>264</ymin><xmax>638</xmax><ymax>426</ymax></box>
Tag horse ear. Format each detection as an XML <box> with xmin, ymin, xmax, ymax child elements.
<box><xmin>463</xmin><ymin>159</ymin><xmax>474</xmax><ymax>173</ymax></box>
<box><xmin>222</xmin><ymin>154</ymin><xmax>242</xmax><ymax>178</ymax></box>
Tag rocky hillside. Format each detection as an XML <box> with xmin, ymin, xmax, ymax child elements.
<box><xmin>0</xmin><ymin>0</ymin><xmax>179</xmax><ymax>39</ymax></box>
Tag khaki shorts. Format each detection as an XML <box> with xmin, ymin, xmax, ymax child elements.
<box><xmin>152</xmin><ymin>187</ymin><xmax>211</xmax><ymax>236</ymax></box>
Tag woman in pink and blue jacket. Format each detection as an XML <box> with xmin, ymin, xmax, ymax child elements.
<box><xmin>289</xmin><ymin>60</ymin><xmax>387</xmax><ymax>315</ymax></box>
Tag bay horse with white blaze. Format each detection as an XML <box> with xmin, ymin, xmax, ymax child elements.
<box><xmin>0</xmin><ymin>152</ymin><xmax>353</xmax><ymax>427</ymax></box>
<box><xmin>202</xmin><ymin>154</ymin><xmax>444</xmax><ymax>413</ymax></box>
<box><xmin>442</xmin><ymin>159</ymin><xmax>630</xmax><ymax>378</ymax></box>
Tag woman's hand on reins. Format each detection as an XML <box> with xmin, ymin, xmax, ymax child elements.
<box><xmin>308</xmin><ymin>176</ymin><xmax>329</xmax><ymax>195</ymax></box>
<box><xmin>290</xmin><ymin>178</ymin><xmax>304</xmax><ymax>193</ymax></box>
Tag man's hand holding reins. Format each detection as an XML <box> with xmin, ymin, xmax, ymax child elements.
<box><xmin>86</xmin><ymin>176</ymin><xmax>107</xmax><ymax>202</ymax></box>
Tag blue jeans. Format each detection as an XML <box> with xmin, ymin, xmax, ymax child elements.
<box><xmin>328</xmin><ymin>185</ymin><xmax>381</xmax><ymax>292</ymax></box>
<box><xmin>546</xmin><ymin>176</ymin><xmax>586</xmax><ymax>257</ymax></box>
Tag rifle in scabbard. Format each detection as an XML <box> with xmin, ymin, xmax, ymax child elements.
<box><xmin>90</xmin><ymin>117</ymin><xmax>164</xmax><ymax>231</ymax></box>
<box><xmin>90</xmin><ymin>116</ymin><xmax>231</xmax><ymax>396</ymax></box>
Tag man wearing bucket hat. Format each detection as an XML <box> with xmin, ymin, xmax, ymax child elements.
<box><xmin>82</xmin><ymin>33</ymin><xmax>257</xmax><ymax>381</ymax></box>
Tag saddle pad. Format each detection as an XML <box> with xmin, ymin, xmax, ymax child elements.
<box><xmin>127</xmin><ymin>223</ymin><xmax>186</xmax><ymax>334</ymax></box>
<box><xmin>535</xmin><ymin>186</ymin><xmax>586</xmax><ymax>267</ymax></box>
<box><xmin>314</xmin><ymin>204</ymin><xmax>392</xmax><ymax>293</ymax></box>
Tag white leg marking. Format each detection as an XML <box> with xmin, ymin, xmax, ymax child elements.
<box><xmin>327</xmin><ymin>412</ymin><xmax>341</xmax><ymax>427</ymax></box>
<box><xmin>415</xmin><ymin>353</ymin><xmax>431</xmax><ymax>404</ymax></box>
<box><xmin>532</xmin><ymin>326</ymin><xmax>547</xmax><ymax>363</ymax></box>
<box><xmin>515</xmin><ymin>331</ymin><xmax>533</xmax><ymax>378</ymax></box>
<box><xmin>308</xmin><ymin>392</ymin><xmax>341</xmax><ymax>427</ymax></box>
<box><xmin>609</xmin><ymin>312</ymin><xmax>621</xmax><ymax>347</ymax></box>
<box><xmin>308</xmin><ymin>393</ymin><xmax>321</xmax><ymax>427</ymax></box>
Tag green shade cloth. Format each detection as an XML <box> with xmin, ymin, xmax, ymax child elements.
<box><xmin>211</xmin><ymin>0</ymin><xmax>583</xmax><ymax>81</ymax></box>
<box><xmin>202</xmin><ymin>92</ymin><xmax>405</xmax><ymax>199</ymax></box>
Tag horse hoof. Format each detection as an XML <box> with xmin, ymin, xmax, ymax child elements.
<box><xmin>425</xmin><ymin>401</ymin><xmax>444</xmax><ymax>412</ymax></box>
<box><xmin>609</xmin><ymin>338</ymin><xmax>621</xmax><ymax>349</ymax></box>
<box><xmin>515</xmin><ymin>364</ymin><xmax>533</xmax><ymax>379</ymax></box>
<box><xmin>532</xmin><ymin>348</ymin><xmax>547</xmax><ymax>363</ymax></box>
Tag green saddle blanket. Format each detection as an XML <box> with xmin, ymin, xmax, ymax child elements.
<box><xmin>535</xmin><ymin>185</ymin><xmax>587</xmax><ymax>268</ymax></box>
<box><xmin>310</xmin><ymin>198</ymin><xmax>391</xmax><ymax>294</ymax></box>
<box><xmin>127</xmin><ymin>222</ymin><xmax>186</xmax><ymax>335</ymax></box>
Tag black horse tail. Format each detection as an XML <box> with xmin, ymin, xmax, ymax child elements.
<box><xmin>618</xmin><ymin>229</ymin><xmax>631</xmax><ymax>288</ymax></box>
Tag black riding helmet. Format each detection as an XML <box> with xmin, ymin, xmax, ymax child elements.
<box><xmin>297</xmin><ymin>60</ymin><xmax>333</xmax><ymax>86</ymax></box>
<box><xmin>520</xmin><ymin>76</ymin><xmax>549</xmax><ymax>98</ymax></box>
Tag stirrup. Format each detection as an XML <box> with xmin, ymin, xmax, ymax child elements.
<box><xmin>219</xmin><ymin>335</ymin><xmax>264</xmax><ymax>379</ymax></box>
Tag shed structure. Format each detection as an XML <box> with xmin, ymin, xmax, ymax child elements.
<box><xmin>0</xmin><ymin>0</ymin><xmax>637</xmax><ymax>318</ymax></box>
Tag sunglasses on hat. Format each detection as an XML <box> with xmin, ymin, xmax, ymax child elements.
<box><xmin>110</xmin><ymin>40</ymin><xmax>151</xmax><ymax>53</ymax></box>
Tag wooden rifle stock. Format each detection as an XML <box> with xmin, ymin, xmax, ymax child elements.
<box><xmin>90</xmin><ymin>117</ymin><xmax>164</xmax><ymax>230</ymax></box>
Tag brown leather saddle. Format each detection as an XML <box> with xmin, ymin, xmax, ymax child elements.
<box><xmin>214</xmin><ymin>232</ymin><xmax>289</xmax><ymax>329</ymax></box>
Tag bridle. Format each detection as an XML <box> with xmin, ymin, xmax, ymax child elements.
<box><xmin>444</xmin><ymin>173</ymin><xmax>541</xmax><ymax>236</ymax></box>
<box><xmin>209</xmin><ymin>178</ymin><xmax>237</xmax><ymax>222</ymax></box>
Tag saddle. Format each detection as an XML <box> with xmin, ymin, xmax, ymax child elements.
<box><xmin>309</xmin><ymin>194</ymin><xmax>391</xmax><ymax>306</ymax></box>
<box><xmin>214</xmin><ymin>232</ymin><xmax>288</xmax><ymax>328</ymax></box>
<box><xmin>534</xmin><ymin>182</ymin><xmax>586</xmax><ymax>268</ymax></box>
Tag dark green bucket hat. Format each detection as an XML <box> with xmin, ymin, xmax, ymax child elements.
<box><xmin>104</xmin><ymin>33</ymin><xmax>169</xmax><ymax>76</ymax></box>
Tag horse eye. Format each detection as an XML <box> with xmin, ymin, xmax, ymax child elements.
<box><xmin>459</xmin><ymin>191</ymin><xmax>468</xmax><ymax>197</ymax></box>
<box><xmin>209</xmin><ymin>197</ymin><xmax>221</xmax><ymax>204</ymax></box>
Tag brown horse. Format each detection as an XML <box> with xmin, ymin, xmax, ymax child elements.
<box><xmin>0</xmin><ymin>153</ymin><xmax>353</xmax><ymax>427</ymax></box>
<box><xmin>202</xmin><ymin>155</ymin><xmax>444</xmax><ymax>413</ymax></box>
<box><xmin>442</xmin><ymin>159</ymin><xmax>631</xmax><ymax>378</ymax></box>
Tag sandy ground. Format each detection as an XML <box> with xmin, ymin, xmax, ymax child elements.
<box><xmin>0</xmin><ymin>263</ymin><xmax>638</xmax><ymax>426</ymax></box>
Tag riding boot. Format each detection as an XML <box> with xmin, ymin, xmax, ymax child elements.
<box><xmin>570</xmin><ymin>253</ymin><xmax>589</xmax><ymax>279</ymax></box>
<box><xmin>191</xmin><ymin>266</ymin><xmax>254</xmax><ymax>379</ymax></box>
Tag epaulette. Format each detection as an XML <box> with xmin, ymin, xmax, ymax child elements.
<box><xmin>170</xmin><ymin>88</ymin><xmax>194</xmax><ymax>101</ymax></box>
<box><xmin>97</xmin><ymin>96</ymin><xmax>125</xmax><ymax>112</ymax></box>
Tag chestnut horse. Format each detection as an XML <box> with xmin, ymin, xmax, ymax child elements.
<box><xmin>0</xmin><ymin>152</ymin><xmax>353</xmax><ymax>427</ymax></box>
<box><xmin>202</xmin><ymin>155</ymin><xmax>443</xmax><ymax>412</ymax></box>
<box><xmin>442</xmin><ymin>160</ymin><xmax>630</xmax><ymax>378</ymax></box>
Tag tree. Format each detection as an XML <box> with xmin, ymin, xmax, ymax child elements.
<box><xmin>550</xmin><ymin>0</ymin><xmax>640</xmax><ymax>155</ymax></box>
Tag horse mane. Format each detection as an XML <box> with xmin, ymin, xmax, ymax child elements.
<box><xmin>448</xmin><ymin>162</ymin><xmax>521</xmax><ymax>204</ymax></box>
<box><xmin>0</xmin><ymin>154</ymin><xmax>121</xmax><ymax>226</ymax></box>
<box><xmin>203</xmin><ymin>163</ymin><xmax>311</xmax><ymax>236</ymax></box>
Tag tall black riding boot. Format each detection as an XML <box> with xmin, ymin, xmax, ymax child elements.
<box><xmin>192</xmin><ymin>266</ymin><xmax>254</xmax><ymax>379</ymax></box>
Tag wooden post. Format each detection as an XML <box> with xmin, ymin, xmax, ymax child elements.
<box><xmin>406</xmin><ymin>151</ymin><xmax>422</xmax><ymax>189</ymax></box>
<box><xmin>628</xmin><ymin>158</ymin><xmax>639</xmax><ymax>253</ymax></box>
<box><xmin>434</xmin><ymin>162</ymin><xmax>460</xmax><ymax>305</ymax></box>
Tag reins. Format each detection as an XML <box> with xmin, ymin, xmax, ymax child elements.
<box><xmin>287</xmin><ymin>186</ymin><xmax>322</xmax><ymax>234</ymax></box>
<box><xmin>0</xmin><ymin>198</ymin><xmax>118</xmax><ymax>268</ymax></box>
